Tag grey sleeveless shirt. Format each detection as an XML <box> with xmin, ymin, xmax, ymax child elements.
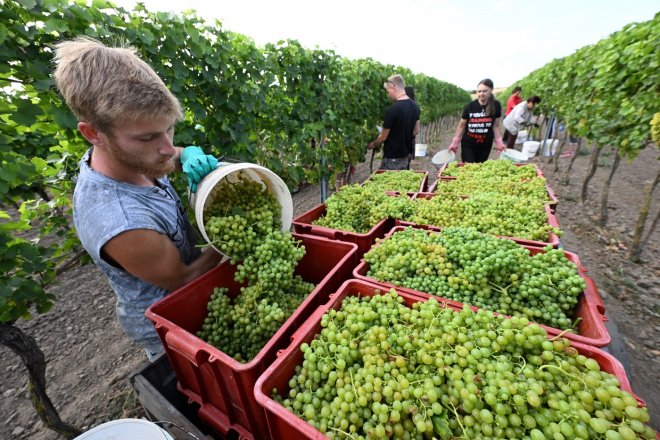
<box><xmin>73</xmin><ymin>148</ymin><xmax>201</xmax><ymax>351</ymax></box>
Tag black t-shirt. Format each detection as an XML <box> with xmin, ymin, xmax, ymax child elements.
<box><xmin>460</xmin><ymin>99</ymin><xmax>502</xmax><ymax>147</ymax></box>
<box><xmin>383</xmin><ymin>99</ymin><xmax>421</xmax><ymax>158</ymax></box>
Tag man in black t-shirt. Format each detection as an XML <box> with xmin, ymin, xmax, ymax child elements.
<box><xmin>368</xmin><ymin>74</ymin><xmax>421</xmax><ymax>170</ymax></box>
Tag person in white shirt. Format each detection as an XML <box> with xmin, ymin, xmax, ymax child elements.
<box><xmin>503</xmin><ymin>96</ymin><xmax>542</xmax><ymax>150</ymax></box>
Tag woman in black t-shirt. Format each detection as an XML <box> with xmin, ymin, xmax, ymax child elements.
<box><xmin>448</xmin><ymin>78</ymin><xmax>506</xmax><ymax>163</ymax></box>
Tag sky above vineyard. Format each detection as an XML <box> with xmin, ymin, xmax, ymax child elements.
<box><xmin>113</xmin><ymin>0</ymin><xmax>658</xmax><ymax>91</ymax></box>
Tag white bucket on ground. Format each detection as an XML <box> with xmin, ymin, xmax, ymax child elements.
<box><xmin>522</xmin><ymin>140</ymin><xmax>541</xmax><ymax>158</ymax></box>
<box><xmin>431</xmin><ymin>149</ymin><xmax>456</xmax><ymax>169</ymax></box>
<box><xmin>500</xmin><ymin>148</ymin><xmax>528</xmax><ymax>163</ymax></box>
<box><xmin>541</xmin><ymin>139</ymin><xmax>560</xmax><ymax>157</ymax></box>
<box><xmin>414</xmin><ymin>143</ymin><xmax>428</xmax><ymax>157</ymax></box>
<box><xmin>193</xmin><ymin>163</ymin><xmax>293</xmax><ymax>254</ymax></box>
<box><xmin>516</xmin><ymin>130</ymin><xmax>529</xmax><ymax>144</ymax></box>
<box><xmin>74</xmin><ymin>419</ymin><xmax>174</xmax><ymax>440</ymax></box>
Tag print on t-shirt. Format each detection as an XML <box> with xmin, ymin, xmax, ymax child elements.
<box><xmin>461</xmin><ymin>100</ymin><xmax>501</xmax><ymax>148</ymax></box>
<box><xmin>467</xmin><ymin>110</ymin><xmax>494</xmax><ymax>144</ymax></box>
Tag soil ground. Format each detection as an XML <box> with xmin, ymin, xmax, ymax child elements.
<box><xmin>1</xmin><ymin>134</ymin><xmax>658</xmax><ymax>439</ymax></box>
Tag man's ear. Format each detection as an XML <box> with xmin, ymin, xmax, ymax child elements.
<box><xmin>78</xmin><ymin>122</ymin><xmax>104</xmax><ymax>146</ymax></box>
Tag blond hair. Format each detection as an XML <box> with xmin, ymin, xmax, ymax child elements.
<box><xmin>386</xmin><ymin>74</ymin><xmax>405</xmax><ymax>90</ymax></box>
<box><xmin>53</xmin><ymin>37</ymin><xmax>183</xmax><ymax>132</ymax></box>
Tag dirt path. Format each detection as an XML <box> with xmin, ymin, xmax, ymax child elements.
<box><xmin>1</xmin><ymin>138</ymin><xmax>658</xmax><ymax>439</ymax></box>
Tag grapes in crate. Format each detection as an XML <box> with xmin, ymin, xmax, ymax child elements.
<box><xmin>275</xmin><ymin>290</ymin><xmax>654</xmax><ymax>439</ymax></box>
<box><xmin>364</xmin><ymin>227</ymin><xmax>584</xmax><ymax>329</ymax></box>
<box><xmin>406</xmin><ymin>192</ymin><xmax>560</xmax><ymax>241</ymax></box>
<box><xmin>363</xmin><ymin>170</ymin><xmax>423</xmax><ymax>193</ymax></box>
<box><xmin>198</xmin><ymin>177</ymin><xmax>314</xmax><ymax>362</ymax></box>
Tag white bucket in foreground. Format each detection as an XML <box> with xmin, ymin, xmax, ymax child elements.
<box><xmin>192</xmin><ymin>163</ymin><xmax>293</xmax><ymax>254</ymax></box>
<box><xmin>431</xmin><ymin>149</ymin><xmax>456</xmax><ymax>169</ymax></box>
<box><xmin>500</xmin><ymin>148</ymin><xmax>528</xmax><ymax>163</ymax></box>
<box><xmin>74</xmin><ymin>419</ymin><xmax>174</xmax><ymax>440</ymax></box>
<box><xmin>414</xmin><ymin>143</ymin><xmax>428</xmax><ymax>157</ymax></box>
<box><xmin>522</xmin><ymin>141</ymin><xmax>541</xmax><ymax>159</ymax></box>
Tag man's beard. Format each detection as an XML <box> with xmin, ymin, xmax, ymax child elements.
<box><xmin>105</xmin><ymin>139</ymin><xmax>175</xmax><ymax>178</ymax></box>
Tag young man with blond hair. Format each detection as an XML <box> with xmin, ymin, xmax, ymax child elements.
<box><xmin>367</xmin><ymin>74</ymin><xmax>420</xmax><ymax>170</ymax></box>
<box><xmin>53</xmin><ymin>37</ymin><xmax>222</xmax><ymax>359</ymax></box>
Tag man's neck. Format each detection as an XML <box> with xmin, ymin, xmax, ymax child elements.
<box><xmin>89</xmin><ymin>147</ymin><xmax>155</xmax><ymax>187</ymax></box>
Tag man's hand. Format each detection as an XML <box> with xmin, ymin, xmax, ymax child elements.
<box><xmin>181</xmin><ymin>146</ymin><xmax>218</xmax><ymax>192</ymax></box>
<box><xmin>448</xmin><ymin>136</ymin><xmax>460</xmax><ymax>153</ymax></box>
<box><xmin>495</xmin><ymin>138</ymin><xmax>507</xmax><ymax>152</ymax></box>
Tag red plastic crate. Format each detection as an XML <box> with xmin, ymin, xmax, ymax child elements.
<box><xmin>436</xmin><ymin>162</ymin><xmax>545</xmax><ymax>178</ymax></box>
<box><xmin>291</xmin><ymin>203</ymin><xmax>395</xmax><ymax>256</ymax></box>
<box><xmin>354</xmin><ymin>226</ymin><xmax>610</xmax><ymax>347</ymax></box>
<box><xmin>396</xmin><ymin>192</ymin><xmax>561</xmax><ymax>247</ymax></box>
<box><xmin>145</xmin><ymin>234</ymin><xmax>358</xmax><ymax>440</ymax></box>
<box><xmin>254</xmin><ymin>279</ymin><xmax>643</xmax><ymax>440</ymax></box>
<box><xmin>362</xmin><ymin>169</ymin><xmax>429</xmax><ymax>194</ymax></box>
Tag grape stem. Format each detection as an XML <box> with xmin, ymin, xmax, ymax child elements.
<box><xmin>446</xmin><ymin>401</ymin><xmax>470</xmax><ymax>439</ymax></box>
<box><xmin>328</xmin><ymin>426</ymin><xmax>357</xmax><ymax>439</ymax></box>
<box><xmin>538</xmin><ymin>363</ymin><xmax>587</xmax><ymax>387</ymax></box>
<box><xmin>348</xmin><ymin>370</ymin><xmax>358</xmax><ymax>398</ymax></box>
<box><xmin>516</xmin><ymin>355</ymin><xmax>527</xmax><ymax>374</ymax></box>
<box><xmin>570</xmin><ymin>316</ymin><xmax>583</xmax><ymax>330</ymax></box>
<box><xmin>549</xmin><ymin>329</ymin><xmax>571</xmax><ymax>341</ymax></box>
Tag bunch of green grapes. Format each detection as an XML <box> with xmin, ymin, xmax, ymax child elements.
<box><xmin>362</xmin><ymin>170</ymin><xmax>424</xmax><ymax>193</ymax></box>
<box><xmin>435</xmin><ymin>161</ymin><xmax>551</xmax><ymax>203</ymax></box>
<box><xmin>274</xmin><ymin>290</ymin><xmax>654</xmax><ymax>439</ymax></box>
<box><xmin>364</xmin><ymin>227</ymin><xmax>584</xmax><ymax>329</ymax></box>
<box><xmin>443</xmin><ymin>160</ymin><xmax>539</xmax><ymax>179</ymax></box>
<box><xmin>314</xmin><ymin>185</ymin><xmax>413</xmax><ymax>233</ymax></box>
<box><xmin>651</xmin><ymin>112</ymin><xmax>660</xmax><ymax>145</ymax></box>
<box><xmin>197</xmin><ymin>277</ymin><xmax>314</xmax><ymax>361</ymax></box>
<box><xmin>234</xmin><ymin>230</ymin><xmax>307</xmax><ymax>291</ymax></box>
<box><xmin>198</xmin><ymin>177</ymin><xmax>316</xmax><ymax>362</ymax></box>
<box><xmin>435</xmin><ymin>176</ymin><xmax>552</xmax><ymax>204</ymax></box>
<box><xmin>204</xmin><ymin>175</ymin><xmax>282</xmax><ymax>261</ymax></box>
<box><xmin>406</xmin><ymin>193</ymin><xmax>561</xmax><ymax>241</ymax></box>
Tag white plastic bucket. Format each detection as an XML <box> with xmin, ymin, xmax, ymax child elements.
<box><xmin>516</xmin><ymin>130</ymin><xmax>528</xmax><ymax>144</ymax></box>
<box><xmin>541</xmin><ymin>139</ymin><xmax>559</xmax><ymax>157</ymax></box>
<box><xmin>192</xmin><ymin>163</ymin><xmax>293</xmax><ymax>254</ymax></box>
<box><xmin>74</xmin><ymin>419</ymin><xmax>174</xmax><ymax>440</ymax></box>
<box><xmin>522</xmin><ymin>141</ymin><xmax>541</xmax><ymax>158</ymax></box>
<box><xmin>500</xmin><ymin>148</ymin><xmax>528</xmax><ymax>163</ymax></box>
<box><xmin>431</xmin><ymin>149</ymin><xmax>456</xmax><ymax>169</ymax></box>
<box><xmin>414</xmin><ymin>143</ymin><xmax>428</xmax><ymax>157</ymax></box>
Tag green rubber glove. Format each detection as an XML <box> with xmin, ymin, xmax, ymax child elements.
<box><xmin>181</xmin><ymin>146</ymin><xmax>219</xmax><ymax>192</ymax></box>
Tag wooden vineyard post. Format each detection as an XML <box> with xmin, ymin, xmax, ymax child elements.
<box><xmin>629</xmin><ymin>168</ymin><xmax>660</xmax><ymax>261</ymax></box>
<box><xmin>598</xmin><ymin>147</ymin><xmax>621</xmax><ymax>225</ymax></box>
<box><xmin>581</xmin><ymin>144</ymin><xmax>601</xmax><ymax>204</ymax></box>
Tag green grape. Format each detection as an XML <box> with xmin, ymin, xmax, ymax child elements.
<box><xmin>362</xmin><ymin>170</ymin><xmax>424</xmax><ymax>193</ymax></box>
<box><xmin>364</xmin><ymin>226</ymin><xmax>584</xmax><ymax>328</ymax></box>
<box><xmin>437</xmin><ymin>160</ymin><xmax>552</xmax><ymax>204</ymax></box>
<box><xmin>197</xmin><ymin>177</ymin><xmax>315</xmax><ymax>361</ymax></box>
<box><xmin>314</xmin><ymin>184</ymin><xmax>413</xmax><ymax>233</ymax></box>
<box><xmin>406</xmin><ymin>192</ymin><xmax>561</xmax><ymax>241</ymax></box>
<box><xmin>272</xmin><ymin>290</ymin><xmax>654</xmax><ymax>439</ymax></box>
